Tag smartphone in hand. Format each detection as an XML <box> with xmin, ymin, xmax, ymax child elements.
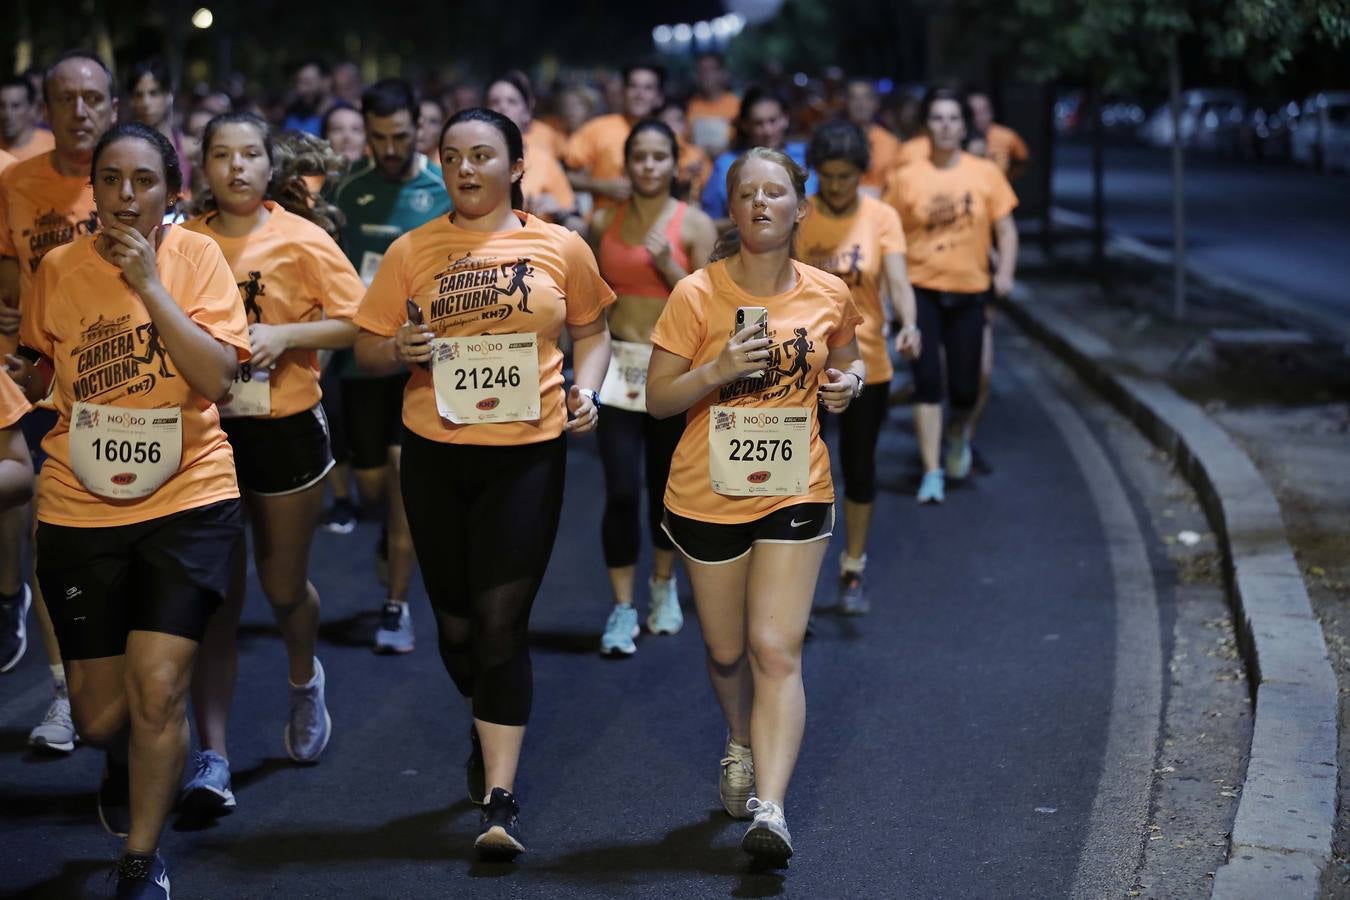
<box><xmin>735</xmin><ymin>306</ymin><xmax>768</xmax><ymax>378</ymax></box>
<box><xmin>405</xmin><ymin>299</ymin><xmax>430</xmax><ymax>369</ymax></box>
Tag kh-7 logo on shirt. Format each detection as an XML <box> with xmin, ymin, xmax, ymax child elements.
<box><xmin>426</xmin><ymin>252</ymin><xmax>538</xmax><ymax>329</ymax></box>
<box><xmin>719</xmin><ymin>327</ymin><xmax>815</xmax><ymax>402</ymax></box>
<box><xmin>23</xmin><ymin>209</ymin><xmax>101</xmax><ymax>272</ymax></box>
<box><xmin>69</xmin><ymin>313</ymin><xmax>175</xmax><ymax>402</ymax></box>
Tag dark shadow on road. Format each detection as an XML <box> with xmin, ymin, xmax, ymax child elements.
<box><xmin>12</xmin><ymin>858</ymin><xmax>108</xmax><ymax>899</ymax></box>
<box><xmin>0</xmin><ymin>784</ymin><xmax>91</xmax><ymax>819</ymax></box>
<box><xmin>317</xmin><ymin>611</ymin><xmax>380</xmax><ymax>648</ymax></box>
<box><xmin>528</xmin><ymin>630</ymin><xmax>599</xmax><ymax>656</ymax></box>
<box><xmin>0</xmin><ymin>728</ymin><xmax>79</xmax><ymax>762</ymax></box>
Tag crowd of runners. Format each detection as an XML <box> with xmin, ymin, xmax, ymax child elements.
<box><xmin>0</xmin><ymin>48</ymin><xmax>1024</xmax><ymax>897</ymax></box>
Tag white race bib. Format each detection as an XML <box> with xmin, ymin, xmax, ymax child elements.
<box><xmin>68</xmin><ymin>402</ymin><xmax>183</xmax><ymax>499</ymax></box>
<box><xmin>708</xmin><ymin>405</ymin><xmax>810</xmax><ymax>496</ymax></box>
<box><xmin>359</xmin><ymin>251</ymin><xmax>384</xmax><ymax>287</ymax></box>
<box><xmin>217</xmin><ymin>364</ymin><xmax>271</xmax><ymax>418</ymax></box>
<box><xmin>598</xmin><ymin>340</ymin><xmax>652</xmax><ymax>413</ymax></box>
<box><xmin>431</xmin><ymin>333</ymin><xmax>540</xmax><ymax>425</ymax></box>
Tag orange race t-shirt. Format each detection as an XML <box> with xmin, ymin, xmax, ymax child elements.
<box><xmin>2</xmin><ymin>130</ymin><xmax>56</xmax><ymax>163</ymax></box>
<box><xmin>183</xmin><ymin>202</ymin><xmax>364</xmax><ymax>418</ymax></box>
<box><xmin>677</xmin><ymin>137</ymin><xmax>711</xmax><ymax>205</ymax></box>
<box><xmin>564</xmin><ymin>113</ymin><xmax>634</xmax><ymax>212</ymax></box>
<box><xmin>355</xmin><ymin>212</ymin><xmax>615</xmax><ymax>446</ymax></box>
<box><xmin>0</xmin><ymin>150</ymin><xmax>15</xmax><ymax>177</ymax></box>
<box><xmin>650</xmin><ymin>259</ymin><xmax>861</xmax><ymax>524</ymax></box>
<box><xmin>687</xmin><ymin>92</ymin><xmax>741</xmax><ymax>153</ymax></box>
<box><xmin>19</xmin><ymin>228</ymin><xmax>251</xmax><ymax>527</ymax></box>
<box><xmin>0</xmin><ymin>152</ymin><xmax>99</xmax><ymax>354</ymax></box>
<box><xmin>862</xmin><ymin>123</ymin><xmax>902</xmax><ymax>190</ymax></box>
<box><xmin>520</xmin><ymin>126</ymin><xmax>576</xmax><ymax>213</ymax></box>
<box><xmin>883</xmin><ymin>153</ymin><xmax>1017</xmax><ymax>294</ymax></box>
<box><xmin>0</xmin><ymin>368</ymin><xmax>31</xmax><ymax>429</ymax></box>
<box><xmin>985</xmin><ymin>123</ymin><xmax>1029</xmax><ymax>177</ymax></box>
<box><xmin>525</xmin><ymin>120</ymin><xmax>569</xmax><ymax>163</ymax></box>
<box><xmin>798</xmin><ymin>194</ymin><xmax>905</xmax><ymax>384</ymax></box>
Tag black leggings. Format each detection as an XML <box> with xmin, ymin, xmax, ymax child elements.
<box><xmin>910</xmin><ymin>287</ymin><xmax>988</xmax><ymax>410</ymax></box>
<box><xmin>837</xmin><ymin>383</ymin><xmax>889</xmax><ymax>504</ymax></box>
<box><xmin>401</xmin><ymin>430</ymin><xmax>567</xmax><ymax>726</ymax></box>
<box><xmin>597</xmin><ymin>407</ymin><xmax>684</xmax><ymax>568</ymax></box>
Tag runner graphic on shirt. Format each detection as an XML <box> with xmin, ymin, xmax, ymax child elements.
<box><xmin>774</xmin><ymin>327</ymin><xmax>814</xmax><ymax>390</ymax></box>
<box><xmin>239</xmin><ymin>271</ymin><xmax>266</xmax><ymax>323</ymax></box>
<box><xmin>133</xmin><ymin>322</ymin><xmax>175</xmax><ymax>380</ymax></box>
<box><xmin>496</xmin><ymin>259</ymin><xmax>534</xmax><ymax>313</ymax></box>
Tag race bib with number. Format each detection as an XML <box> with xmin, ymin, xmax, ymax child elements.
<box><xmin>359</xmin><ymin>251</ymin><xmax>384</xmax><ymax>287</ymax></box>
<box><xmin>598</xmin><ymin>340</ymin><xmax>652</xmax><ymax>413</ymax></box>
<box><xmin>708</xmin><ymin>405</ymin><xmax>810</xmax><ymax>496</ymax></box>
<box><xmin>431</xmin><ymin>333</ymin><xmax>540</xmax><ymax>425</ymax></box>
<box><xmin>217</xmin><ymin>364</ymin><xmax>271</xmax><ymax>418</ymax></box>
<box><xmin>68</xmin><ymin>402</ymin><xmax>183</xmax><ymax>500</ymax></box>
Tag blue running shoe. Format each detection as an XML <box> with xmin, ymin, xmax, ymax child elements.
<box><xmin>114</xmin><ymin>851</ymin><xmax>170</xmax><ymax>899</ymax></box>
<box><xmin>917</xmin><ymin>470</ymin><xmax>945</xmax><ymax>505</ymax></box>
<box><xmin>600</xmin><ymin>605</ymin><xmax>638</xmax><ymax>656</ymax></box>
<box><xmin>373</xmin><ymin>602</ymin><xmax>414</xmax><ymax>654</ymax></box>
<box><xmin>284</xmin><ymin>658</ymin><xmax>332</xmax><ymax>763</ymax></box>
<box><xmin>646</xmin><ymin>577</ymin><xmax>683</xmax><ymax>635</ymax></box>
<box><xmin>180</xmin><ymin>750</ymin><xmax>236</xmax><ymax>817</ymax></box>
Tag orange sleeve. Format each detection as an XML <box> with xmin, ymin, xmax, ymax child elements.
<box><xmin>562</xmin><ymin>229</ymin><xmax>616</xmax><ymax>325</ymax></box>
<box><xmin>0</xmin><ymin>170</ymin><xmax>14</xmax><ymax>259</ymax></box>
<box><xmin>829</xmin><ymin>281</ymin><xmax>864</xmax><ymax>348</ymax></box>
<box><xmin>0</xmin><ymin>371</ymin><xmax>29</xmax><ymax>428</ymax></box>
<box><xmin>353</xmin><ymin>233</ymin><xmax>411</xmax><ymax>338</ymax></box>
<box><xmin>877</xmin><ymin>202</ymin><xmax>906</xmax><ymax>256</ymax></box>
<box><xmin>649</xmin><ymin>277</ymin><xmax>706</xmax><ymax>360</ymax></box>
<box><xmin>1009</xmin><ymin>129</ymin><xmax>1030</xmax><ymax>163</ymax></box>
<box><xmin>988</xmin><ymin>166</ymin><xmax>1018</xmax><ymax>222</ymax></box>
<box><xmin>185</xmin><ymin>238</ymin><xmax>252</xmax><ymax>361</ymax></box>
<box><xmin>564</xmin><ymin>124</ymin><xmax>594</xmax><ymax>171</ymax></box>
<box><xmin>307</xmin><ymin>231</ymin><xmax>366</xmax><ymax>321</ymax></box>
<box><xmin>542</xmin><ymin>155</ymin><xmax>576</xmax><ymax>208</ymax></box>
<box><xmin>18</xmin><ymin>255</ymin><xmax>55</xmax><ymax>358</ymax></box>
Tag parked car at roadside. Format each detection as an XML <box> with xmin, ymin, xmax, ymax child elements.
<box><xmin>1138</xmin><ymin>89</ymin><xmax>1246</xmax><ymax>150</ymax></box>
<box><xmin>1290</xmin><ymin>92</ymin><xmax>1350</xmax><ymax>172</ymax></box>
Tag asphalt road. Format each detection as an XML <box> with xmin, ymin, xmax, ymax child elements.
<box><xmin>1053</xmin><ymin>140</ymin><xmax>1350</xmax><ymax>337</ymax></box>
<box><xmin>0</xmin><ymin>330</ymin><xmax>1169</xmax><ymax>899</ymax></box>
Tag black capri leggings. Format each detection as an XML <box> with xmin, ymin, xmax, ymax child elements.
<box><xmin>837</xmin><ymin>382</ymin><xmax>890</xmax><ymax>504</ymax></box>
<box><xmin>401</xmin><ymin>430</ymin><xmax>567</xmax><ymax>726</ymax></box>
<box><xmin>910</xmin><ymin>287</ymin><xmax>988</xmax><ymax>410</ymax></box>
<box><xmin>597</xmin><ymin>407</ymin><xmax>685</xmax><ymax>568</ymax></box>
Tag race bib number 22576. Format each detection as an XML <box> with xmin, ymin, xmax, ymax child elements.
<box><xmin>707</xmin><ymin>405</ymin><xmax>810</xmax><ymax>496</ymax></box>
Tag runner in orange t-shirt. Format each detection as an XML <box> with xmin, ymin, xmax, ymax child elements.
<box><xmin>686</xmin><ymin>52</ymin><xmax>740</xmax><ymax>157</ymax></box>
<box><xmin>0</xmin><ymin>372</ymin><xmax>32</xmax><ymax>511</ymax></box>
<box><xmin>486</xmin><ymin>71</ymin><xmax>579</xmax><ymax>226</ymax></box>
<box><xmin>844</xmin><ymin>79</ymin><xmax>902</xmax><ymax>195</ymax></box>
<box><xmin>180</xmin><ymin>115</ymin><xmax>365</xmax><ymax>813</ymax></box>
<box><xmin>798</xmin><ymin>121</ymin><xmax>920</xmax><ymax>614</ymax></box>
<box><xmin>0</xmin><ymin>50</ymin><xmax>116</xmax><ymax>761</ymax></box>
<box><xmin>657</xmin><ymin>102</ymin><xmax>712</xmax><ymax>204</ymax></box>
<box><xmin>565</xmin><ymin>63</ymin><xmax>664</xmax><ymax>214</ymax></box>
<box><xmin>588</xmin><ymin>118</ymin><xmax>716</xmax><ymax>656</ymax></box>
<box><xmin>16</xmin><ymin>122</ymin><xmax>249</xmax><ymax>896</ymax></box>
<box><xmin>647</xmin><ymin>147</ymin><xmax>863</xmax><ymax>867</ymax></box>
<box><xmin>354</xmin><ymin>108</ymin><xmax>613</xmax><ymax>862</ymax></box>
<box><xmin>883</xmin><ymin>88</ymin><xmax>1019</xmax><ymax>504</ymax></box>
<box><xmin>970</xmin><ymin>92</ymin><xmax>1030</xmax><ymax>180</ymax></box>
<box><xmin>0</xmin><ymin>76</ymin><xmax>55</xmax><ymax>162</ymax></box>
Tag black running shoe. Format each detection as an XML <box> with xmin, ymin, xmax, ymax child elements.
<box><xmin>475</xmin><ymin>787</ymin><xmax>525</xmax><ymax>861</ymax></box>
<box><xmin>466</xmin><ymin>727</ymin><xmax>486</xmax><ymax>804</ymax></box>
<box><xmin>114</xmin><ymin>851</ymin><xmax>170</xmax><ymax>898</ymax></box>
<box><xmin>0</xmin><ymin>585</ymin><xmax>31</xmax><ymax>673</ymax></box>
<box><xmin>99</xmin><ymin>755</ymin><xmax>131</xmax><ymax>838</ymax></box>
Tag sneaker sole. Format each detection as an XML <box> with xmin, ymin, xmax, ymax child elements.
<box><xmin>600</xmin><ymin>624</ymin><xmax>640</xmax><ymax>656</ymax></box>
<box><xmin>0</xmin><ymin>590</ymin><xmax>32</xmax><ymax>673</ymax></box>
<box><xmin>373</xmin><ymin>641</ymin><xmax>415</xmax><ymax>655</ymax></box>
<box><xmin>742</xmin><ymin>825</ymin><xmax>793</xmax><ymax>866</ymax></box>
<box><xmin>474</xmin><ymin>827</ymin><xmax>524</xmax><ymax>860</ymax></box>
<box><xmin>320</xmin><ymin>523</ymin><xmax>357</xmax><ymax>535</ymax></box>
<box><xmin>646</xmin><ymin>617</ymin><xmax>683</xmax><ymax>635</ymax></box>
<box><xmin>180</xmin><ymin>785</ymin><xmax>237</xmax><ymax>816</ymax></box>
<box><xmin>284</xmin><ymin>706</ymin><xmax>333</xmax><ymax>764</ymax></box>
<box><xmin>29</xmin><ymin>735</ymin><xmax>76</xmax><ymax>753</ymax></box>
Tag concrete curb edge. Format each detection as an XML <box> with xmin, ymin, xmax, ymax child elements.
<box><xmin>999</xmin><ymin>289</ymin><xmax>1338</xmax><ymax>899</ymax></box>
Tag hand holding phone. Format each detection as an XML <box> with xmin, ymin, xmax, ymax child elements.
<box><xmin>399</xmin><ymin>299</ymin><xmax>432</xmax><ymax>369</ymax></box>
<box><xmin>717</xmin><ymin>306</ymin><xmax>771</xmax><ymax>383</ymax></box>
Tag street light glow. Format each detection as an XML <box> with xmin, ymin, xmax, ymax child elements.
<box><xmin>192</xmin><ymin>7</ymin><xmax>214</xmax><ymax>29</ymax></box>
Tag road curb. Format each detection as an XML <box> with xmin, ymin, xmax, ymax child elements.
<box><xmin>999</xmin><ymin>289</ymin><xmax>1338</xmax><ymax>898</ymax></box>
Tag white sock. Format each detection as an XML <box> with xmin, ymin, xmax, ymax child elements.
<box><xmin>840</xmin><ymin>552</ymin><xmax>867</xmax><ymax>576</ymax></box>
<box><xmin>50</xmin><ymin>664</ymin><xmax>66</xmax><ymax>688</ymax></box>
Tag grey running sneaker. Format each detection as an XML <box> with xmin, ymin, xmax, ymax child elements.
<box><xmin>600</xmin><ymin>605</ymin><xmax>639</xmax><ymax>656</ymax></box>
<box><xmin>742</xmin><ymin>797</ymin><xmax>793</xmax><ymax>866</ymax></box>
<box><xmin>646</xmin><ymin>576</ymin><xmax>683</xmax><ymax>635</ymax></box>
<box><xmin>284</xmin><ymin>657</ymin><xmax>332</xmax><ymax>763</ymax></box>
<box><xmin>839</xmin><ymin>573</ymin><xmax>870</xmax><ymax>615</ymax></box>
<box><xmin>374</xmin><ymin>601</ymin><xmax>414</xmax><ymax>654</ymax></box>
<box><xmin>180</xmin><ymin>749</ymin><xmax>236</xmax><ymax>817</ymax></box>
<box><xmin>945</xmin><ymin>433</ymin><xmax>972</xmax><ymax>480</ymax></box>
<box><xmin>98</xmin><ymin>755</ymin><xmax>131</xmax><ymax>837</ymax></box>
<box><xmin>0</xmin><ymin>584</ymin><xmax>31</xmax><ymax>672</ymax></box>
<box><xmin>30</xmin><ymin>683</ymin><xmax>77</xmax><ymax>753</ymax></box>
<box><xmin>475</xmin><ymin>787</ymin><xmax>525</xmax><ymax>861</ymax></box>
<box><xmin>719</xmin><ymin>737</ymin><xmax>755</xmax><ymax>820</ymax></box>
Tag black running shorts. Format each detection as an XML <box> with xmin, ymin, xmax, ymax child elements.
<box><xmin>221</xmin><ymin>405</ymin><xmax>334</xmax><ymax>496</ymax></box>
<box><xmin>36</xmin><ymin>499</ymin><xmax>244</xmax><ymax>660</ymax></box>
<box><xmin>662</xmin><ymin>502</ymin><xmax>834</xmax><ymax>565</ymax></box>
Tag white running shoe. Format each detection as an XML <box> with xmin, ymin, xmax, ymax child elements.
<box><xmin>646</xmin><ymin>577</ymin><xmax>683</xmax><ymax>635</ymax></box>
<box><xmin>719</xmin><ymin>737</ymin><xmax>755</xmax><ymax>820</ymax></box>
<box><xmin>29</xmin><ymin>683</ymin><xmax>77</xmax><ymax>753</ymax></box>
<box><xmin>742</xmin><ymin>797</ymin><xmax>793</xmax><ymax>865</ymax></box>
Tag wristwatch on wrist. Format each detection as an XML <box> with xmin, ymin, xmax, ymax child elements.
<box><xmin>579</xmin><ymin>387</ymin><xmax>601</xmax><ymax>409</ymax></box>
<box><xmin>850</xmin><ymin>372</ymin><xmax>864</xmax><ymax>398</ymax></box>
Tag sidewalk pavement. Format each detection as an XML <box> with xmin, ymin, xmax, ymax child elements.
<box><xmin>1004</xmin><ymin>238</ymin><xmax>1342</xmax><ymax>899</ymax></box>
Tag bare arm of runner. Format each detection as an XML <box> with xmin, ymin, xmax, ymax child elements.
<box><xmin>102</xmin><ymin>224</ymin><xmax>237</xmax><ymax>402</ymax></box>
<box><xmin>0</xmin><ymin>426</ymin><xmax>33</xmax><ymax>511</ymax></box>
<box><xmin>248</xmin><ymin>318</ymin><xmax>359</xmax><ymax>370</ymax></box>
<box><xmin>567</xmin><ymin>169</ymin><xmax>632</xmax><ymax>203</ymax></box>
<box><xmin>564</xmin><ymin>315</ymin><xmax>610</xmax><ymax>435</ymax></box>
<box><xmin>645</xmin><ymin>323</ymin><xmax>772</xmax><ymax>420</ymax></box>
<box><xmin>882</xmin><ymin>252</ymin><xmax>921</xmax><ymax>360</ymax></box>
<box><xmin>992</xmin><ymin>214</ymin><xmax>1019</xmax><ymax>299</ymax></box>
<box><xmin>820</xmin><ymin>338</ymin><xmax>866</xmax><ymax>414</ymax></box>
<box><xmin>0</xmin><ymin>257</ymin><xmax>18</xmax><ymax>335</ymax></box>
